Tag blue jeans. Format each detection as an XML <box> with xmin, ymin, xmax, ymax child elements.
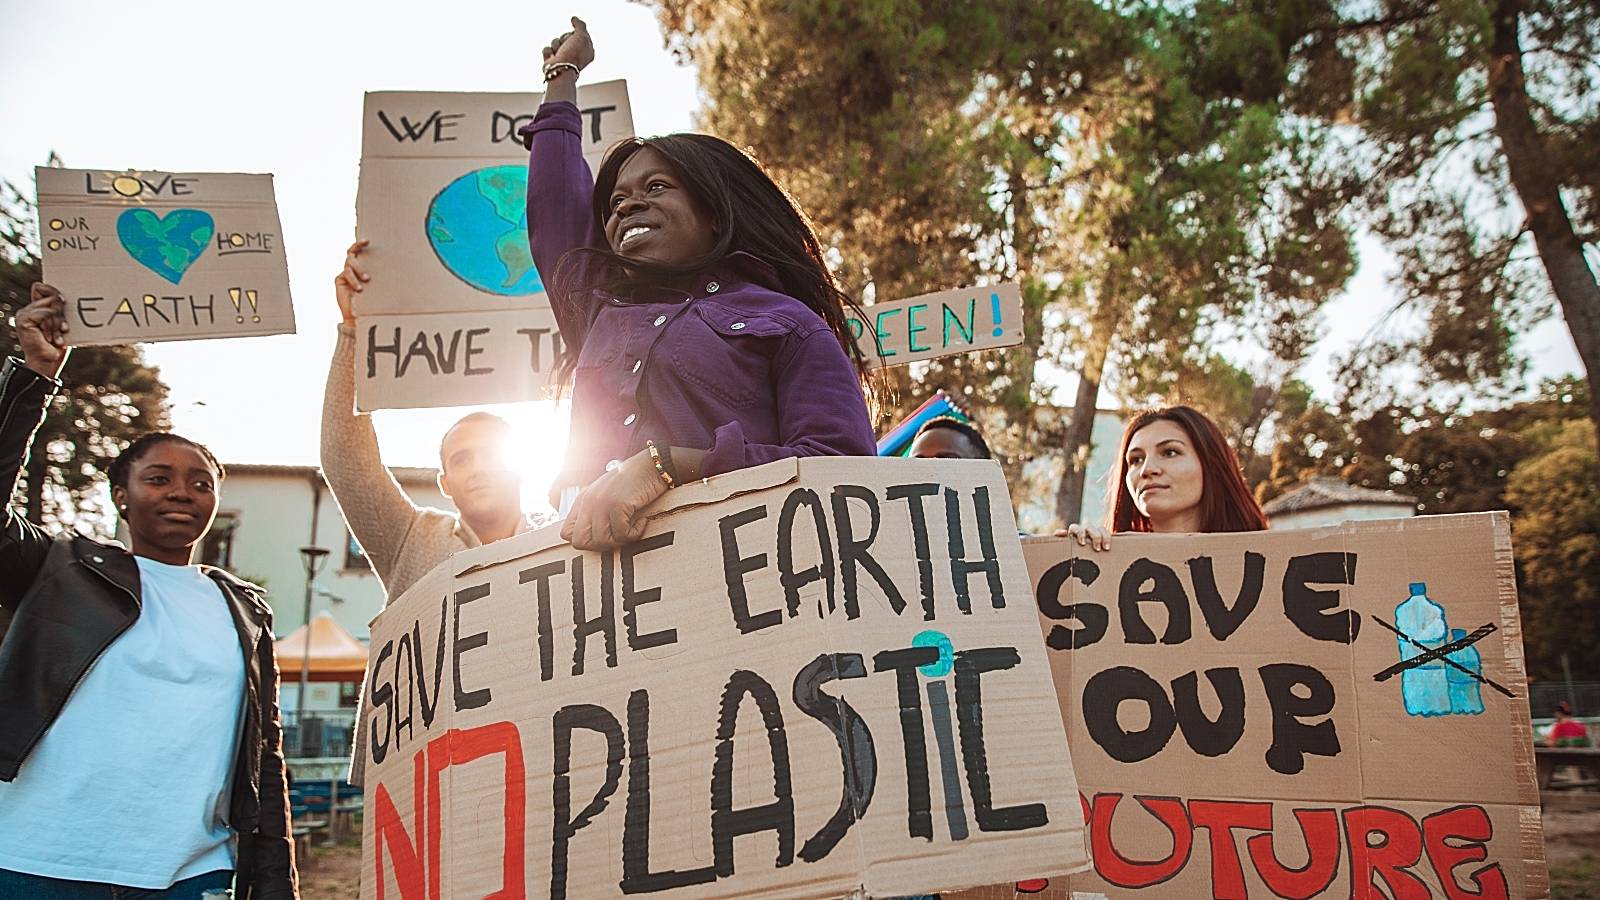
<box><xmin>0</xmin><ymin>868</ymin><xmax>232</xmax><ymax>899</ymax></box>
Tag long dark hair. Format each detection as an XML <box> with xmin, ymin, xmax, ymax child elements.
<box><xmin>553</xmin><ymin>134</ymin><xmax>873</xmax><ymax>398</ymax></box>
<box><xmin>1105</xmin><ymin>405</ymin><xmax>1267</xmax><ymax>534</ymax></box>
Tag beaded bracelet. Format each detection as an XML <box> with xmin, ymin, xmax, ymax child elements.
<box><xmin>645</xmin><ymin>440</ymin><xmax>677</xmax><ymax>489</ymax></box>
<box><xmin>543</xmin><ymin>62</ymin><xmax>580</xmax><ymax>82</ymax></box>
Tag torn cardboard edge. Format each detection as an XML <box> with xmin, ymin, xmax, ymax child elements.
<box><xmin>1008</xmin><ymin>511</ymin><xmax>1546</xmax><ymax>898</ymax></box>
<box><xmin>361</xmin><ymin>456</ymin><xmax>1089</xmax><ymax>899</ymax></box>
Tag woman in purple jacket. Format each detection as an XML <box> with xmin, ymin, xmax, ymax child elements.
<box><xmin>524</xmin><ymin>17</ymin><xmax>876</xmax><ymax>551</ymax></box>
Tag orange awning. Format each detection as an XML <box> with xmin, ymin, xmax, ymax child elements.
<box><xmin>274</xmin><ymin>611</ymin><xmax>368</xmax><ymax>682</ymax></box>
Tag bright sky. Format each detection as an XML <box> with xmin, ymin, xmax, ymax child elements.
<box><xmin>2</xmin><ymin>0</ymin><xmax>1582</xmax><ymax>514</ymax></box>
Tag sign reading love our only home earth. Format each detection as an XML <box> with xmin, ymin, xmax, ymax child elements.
<box><xmin>36</xmin><ymin>167</ymin><xmax>295</xmax><ymax>345</ymax></box>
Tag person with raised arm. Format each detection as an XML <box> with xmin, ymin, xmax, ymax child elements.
<box><xmin>319</xmin><ymin>241</ymin><xmax>541</xmax><ymax>783</ymax></box>
<box><xmin>524</xmin><ymin>17</ymin><xmax>876</xmax><ymax>550</ymax></box>
<box><xmin>0</xmin><ymin>284</ymin><xmax>296</xmax><ymax>900</ymax></box>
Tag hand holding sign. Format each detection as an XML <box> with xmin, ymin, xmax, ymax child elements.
<box><xmin>1055</xmin><ymin>523</ymin><xmax>1112</xmax><ymax>552</ymax></box>
<box><xmin>335</xmin><ymin>239</ymin><xmax>371</xmax><ymax>327</ymax></box>
<box><xmin>559</xmin><ymin>450</ymin><xmax>668</xmax><ymax>550</ymax></box>
<box><xmin>15</xmin><ymin>283</ymin><xmax>70</xmax><ymax>379</ymax></box>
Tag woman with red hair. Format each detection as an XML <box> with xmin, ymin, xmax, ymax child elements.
<box><xmin>1062</xmin><ymin>405</ymin><xmax>1267</xmax><ymax>549</ymax></box>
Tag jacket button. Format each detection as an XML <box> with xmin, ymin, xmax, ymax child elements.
<box><xmin>623</xmin><ymin>413</ymin><xmax>637</xmax><ymax>426</ymax></box>
<box><xmin>653</xmin><ymin>315</ymin><xmax>667</xmax><ymax>327</ymax></box>
<box><xmin>92</xmin><ymin>555</ymin><xmax>104</xmax><ymax>564</ymax></box>
<box><xmin>731</xmin><ymin>322</ymin><xmax>746</xmax><ymax>330</ymax></box>
<box><xmin>706</xmin><ymin>281</ymin><xmax>721</xmax><ymax>293</ymax></box>
<box><xmin>631</xmin><ymin>359</ymin><xmax>642</xmax><ymax>373</ymax></box>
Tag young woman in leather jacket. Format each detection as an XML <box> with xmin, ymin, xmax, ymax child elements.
<box><xmin>0</xmin><ymin>284</ymin><xmax>297</xmax><ymax>900</ymax></box>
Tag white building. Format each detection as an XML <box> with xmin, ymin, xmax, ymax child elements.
<box><xmin>1262</xmin><ymin>475</ymin><xmax>1417</xmax><ymax>529</ymax></box>
<box><xmin>196</xmin><ymin>463</ymin><xmax>455</xmax><ymax>641</ymax></box>
<box><xmin>183</xmin><ymin>463</ymin><xmax>455</xmax><ymax>718</ymax></box>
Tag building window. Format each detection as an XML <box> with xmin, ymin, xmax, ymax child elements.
<box><xmin>344</xmin><ymin>529</ymin><xmax>372</xmax><ymax>572</ymax></box>
<box><xmin>200</xmin><ymin>514</ymin><xmax>238</xmax><ymax>569</ymax></box>
<box><xmin>338</xmin><ymin>680</ymin><xmax>361</xmax><ymax>708</ymax></box>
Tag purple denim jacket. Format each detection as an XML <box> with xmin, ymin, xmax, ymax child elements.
<box><xmin>521</xmin><ymin>101</ymin><xmax>875</xmax><ymax>494</ymax></box>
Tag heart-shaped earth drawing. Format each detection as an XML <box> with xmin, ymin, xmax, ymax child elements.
<box><xmin>116</xmin><ymin>208</ymin><xmax>215</xmax><ymax>285</ymax></box>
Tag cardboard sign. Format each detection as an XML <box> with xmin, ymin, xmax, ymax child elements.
<box><xmin>353</xmin><ymin>83</ymin><xmax>633</xmax><ymax>410</ymax></box>
<box><xmin>36</xmin><ymin>167</ymin><xmax>294</xmax><ymax>345</ymax></box>
<box><xmin>951</xmin><ymin>512</ymin><xmax>1547</xmax><ymax>899</ymax></box>
<box><xmin>354</xmin><ymin>308</ymin><xmax>563</xmax><ymax>412</ymax></box>
<box><xmin>848</xmin><ymin>283</ymin><xmax>1023</xmax><ymax>369</ymax></box>
<box><xmin>359</xmin><ymin>458</ymin><xmax>1089</xmax><ymax>899</ymax></box>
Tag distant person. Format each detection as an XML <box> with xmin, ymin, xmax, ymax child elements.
<box><xmin>526</xmin><ymin>17</ymin><xmax>875</xmax><ymax>551</ymax></box>
<box><xmin>0</xmin><ymin>284</ymin><xmax>295</xmax><ymax>899</ymax></box>
<box><xmin>907</xmin><ymin>416</ymin><xmax>991</xmax><ymax>460</ymax></box>
<box><xmin>1545</xmin><ymin>701</ymin><xmax>1590</xmax><ymax>747</ymax></box>
<box><xmin>322</xmin><ymin>240</ymin><xmax>539</xmax><ymax>783</ymax></box>
<box><xmin>1060</xmin><ymin>404</ymin><xmax>1267</xmax><ymax>550</ymax></box>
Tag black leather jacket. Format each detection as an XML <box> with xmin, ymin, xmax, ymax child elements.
<box><xmin>0</xmin><ymin>358</ymin><xmax>297</xmax><ymax>899</ymax></box>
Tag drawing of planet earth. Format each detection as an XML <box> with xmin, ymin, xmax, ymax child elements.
<box><xmin>116</xmin><ymin>207</ymin><xmax>214</xmax><ymax>285</ymax></box>
<box><xmin>425</xmin><ymin>165</ymin><xmax>544</xmax><ymax>296</ymax></box>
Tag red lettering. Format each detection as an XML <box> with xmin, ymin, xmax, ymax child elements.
<box><xmin>1066</xmin><ymin>793</ymin><xmax>1512</xmax><ymax>897</ymax></box>
<box><xmin>1344</xmin><ymin>805</ymin><xmax>1429</xmax><ymax>900</ymax></box>
<box><xmin>373</xmin><ymin>750</ymin><xmax>427</xmax><ymax>900</ymax></box>
<box><xmin>1089</xmin><ymin>793</ymin><xmax>1194</xmax><ymax>888</ymax></box>
<box><xmin>1190</xmin><ymin>799</ymin><xmax>1272</xmax><ymax>899</ymax></box>
<box><xmin>1245</xmin><ymin>807</ymin><xmax>1341</xmax><ymax>899</ymax></box>
<box><xmin>425</xmin><ymin>723</ymin><xmax>527</xmax><ymax>900</ymax></box>
<box><xmin>425</xmin><ymin>734</ymin><xmax>449</xmax><ymax>900</ymax></box>
<box><xmin>1422</xmin><ymin>805</ymin><xmax>1509</xmax><ymax>899</ymax></box>
<box><xmin>356</xmin><ymin>722</ymin><xmax>534</xmax><ymax>900</ymax></box>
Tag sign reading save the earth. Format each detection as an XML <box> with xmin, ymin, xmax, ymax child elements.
<box><xmin>35</xmin><ymin>167</ymin><xmax>295</xmax><ymax>346</ymax></box>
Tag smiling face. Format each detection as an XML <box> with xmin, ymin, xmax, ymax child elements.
<box><xmin>112</xmin><ymin>441</ymin><xmax>221</xmax><ymax>565</ymax></box>
<box><xmin>1123</xmin><ymin>419</ymin><xmax>1205</xmax><ymax>532</ymax></box>
<box><xmin>603</xmin><ymin>146</ymin><xmax>719</xmax><ymax>267</ymax></box>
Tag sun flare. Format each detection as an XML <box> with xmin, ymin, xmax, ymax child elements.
<box><xmin>505</xmin><ymin>403</ymin><xmax>571</xmax><ymax>516</ymax></box>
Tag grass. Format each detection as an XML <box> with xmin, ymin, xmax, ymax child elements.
<box><xmin>1552</xmin><ymin>854</ymin><xmax>1600</xmax><ymax>900</ymax></box>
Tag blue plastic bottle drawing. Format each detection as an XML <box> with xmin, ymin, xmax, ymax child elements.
<box><xmin>1395</xmin><ymin>582</ymin><xmax>1451</xmax><ymax>716</ymax></box>
<box><xmin>1446</xmin><ymin>627</ymin><xmax>1485</xmax><ymax>715</ymax></box>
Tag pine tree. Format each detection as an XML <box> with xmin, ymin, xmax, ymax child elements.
<box><xmin>645</xmin><ymin>0</ymin><xmax>1357</xmax><ymax>523</ymax></box>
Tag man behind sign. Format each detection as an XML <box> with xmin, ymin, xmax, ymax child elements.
<box><xmin>321</xmin><ymin>239</ymin><xmax>539</xmax><ymax>782</ymax></box>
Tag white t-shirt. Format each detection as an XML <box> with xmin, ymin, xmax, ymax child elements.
<box><xmin>0</xmin><ymin>557</ymin><xmax>247</xmax><ymax>888</ymax></box>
